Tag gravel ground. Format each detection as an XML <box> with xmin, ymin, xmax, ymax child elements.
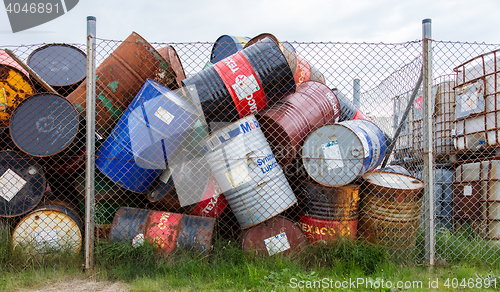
<box><xmin>14</xmin><ymin>279</ymin><xmax>130</xmax><ymax>292</ymax></box>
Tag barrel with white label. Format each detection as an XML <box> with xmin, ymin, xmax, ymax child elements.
<box><xmin>241</xmin><ymin>216</ymin><xmax>307</xmax><ymax>257</ymax></box>
<box><xmin>182</xmin><ymin>36</ymin><xmax>295</xmax><ymax>123</ymax></box>
<box><xmin>12</xmin><ymin>203</ymin><xmax>83</xmax><ymax>255</ymax></box>
<box><xmin>201</xmin><ymin>115</ymin><xmax>297</xmax><ymax>228</ymax></box>
<box><xmin>0</xmin><ymin>150</ymin><xmax>46</xmax><ymax>217</ymax></box>
<box><xmin>301</xmin><ymin>119</ymin><xmax>386</xmax><ymax>187</ymax></box>
<box><xmin>96</xmin><ymin>79</ymin><xmax>198</xmax><ymax>194</ymax></box>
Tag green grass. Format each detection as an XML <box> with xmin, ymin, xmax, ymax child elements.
<box><xmin>1</xmin><ymin>229</ymin><xmax>500</xmax><ymax>291</ymax></box>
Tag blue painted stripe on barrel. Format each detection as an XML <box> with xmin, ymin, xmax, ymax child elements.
<box><xmin>342</xmin><ymin>122</ymin><xmax>373</xmax><ymax>173</ymax></box>
<box><xmin>176</xmin><ymin>215</ymin><xmax>216</xmax><ymax>255</ymax></box>
<box><xmin>110</xmin><ymin>207</ymin><xmax>151</xmax><ymax>244</ymax></box>
<box><xmin>96</xmin><ymin>79</ymin><xmax>197</xmax><ymax>194</ymax></box>
<box><xmin>354</xmin><ymin>119</ymin><xmax>387</xmax><ymax>168</ymax></box>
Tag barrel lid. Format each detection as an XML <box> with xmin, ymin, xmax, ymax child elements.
<box><xmin>361</xmin><ymin>171</ymin><xmax>424</xmax><ymax>202</ymax></box>
<box><xmin>0</xmin><ymin>150</ymin><xmax>45</xmax><ymax>217</ymax></box>
<box><xmin>10</xmin><ymin>93</ymin><xmax>80</xmax><ymax>157</ymax></box>
<box><xmin>27</xmin><ymin>44</ymin><xmax>86</xmax><ymax>87</ymax></box>
<box><xmin>362</xmin><ymin>171</ymin><xmax>423</xmax><ymax>190</ymax></box>
<box><xmin>241</xmin><ymin>216</ymin><xmax>306</xmax><ymax>257</ymax></box>
<box><xmin>302</xmin><ymin>123</ymin><xmax>365</xmax><ymax>187</ymax></box>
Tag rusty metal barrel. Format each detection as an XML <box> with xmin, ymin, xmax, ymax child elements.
<box><xmin>0</xmin><ymin>150</ymin><xmax>46</xmax><ymax>217</ymax></box>
<box><xmin>156</xmin><ymin>45</ymin><xmax>186</xmax><ymax>90</ymax></box>
<box><xmin>301</xmin><ymin>119</ymin><xmax>386</xmax><ymax>187</ymax></box>
<box><xmin>110</xmin><ymin>207</ymin><xmax>216</xmax><ymax>255</ymax></box>
<box><xmin>9</xmin><ymin>93</ymin><xmax>86</xmax><ymax>173</ymax></box>
<box><xmin>200</xmin><ymin>115</ymin><xmax>297</xmax><ymax>228</ymax></box>
<box><xmin>66</xmin><ymin>31</ymin><xmax>176</xmax><ymax>138</ymax></box>
<box><xmin>27</xmin><ymin>43</ymin><xmax>87</xmax><ymax>96</ymax></box>
<box><xmin>241</xmin><ymin>216</ymin><xmax>307</xmax><ymax>257</ymax></box>
<box><xmin>182</xmin><ymin>36</ymin><xmax>295</xmax><ymax>123</ymax></box>
<box><xmin>297</xmin><ymin>181</ymin><xmax>359</xmax><ymax>243</ymax></box>
<box><xmin>12</xmin><ymin>202</ymin><xmax>83</xmax><ymax>255</ymax></box>
<box><xmin>358</xmin><ymin>171</ymin><xmax>424</xmax><ymax>249</ymax></box>
<box><xmin>256</xmin><ymin>81</ymin><xmax>341</xmax><ymax>167</ymax></box>
<box><xmin>0</xmin><ymin>50</ymin><xmax>35</xmax><ymax>128</ymax></box>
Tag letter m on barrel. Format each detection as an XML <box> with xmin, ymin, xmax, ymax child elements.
<box><xmin>240</xmin><ymin>119</ymin><xmax>259</xmax><ymax>134</ymax></box>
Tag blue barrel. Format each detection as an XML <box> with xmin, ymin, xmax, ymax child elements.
<box><xmin>210</xmin><ymin>35</ymin><xmax>250</xmax><ymax>64</ymax></box>
<box><xmin>96</xmin><ymin>79</ymin><xmax>198</xmax><ymax>194</ymax></box>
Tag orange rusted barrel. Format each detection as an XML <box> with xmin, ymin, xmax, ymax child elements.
<box><xmin>66</xmin><ymin>31</ymin><xmax>176</xmax><ymax>138</ymax></box>
<box><xmin>157</xmin><ymin>45</ymin><xmax>186</xmax><ymax>90</ymax></box>
<box><xmin>297</xmin><ymin>181</ymin><xmax>359</xmax><ymax>243</ymax></box>
<box><xmin>0</xmin><ymin>50</ymin><xmax>34</xmax><ymax>128</ymax></box>
<box><xmin>358</xmin><ymin>171</ymin><xmax>424</xmax><ymax>249</ymax></box>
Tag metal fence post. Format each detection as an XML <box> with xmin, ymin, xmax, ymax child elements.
<box><xmin>353</xmin><ymin>78</ymin><xmax>361</xmax><ymax>108</ymax></box>
<box><xmin>422</xmin><ymin>18</ymin><xmax>435</xmax><ymax>266</ymax></box>
<box><xmin>85</xmin><ymin>16</ymin><xmax>97</xmax><ymax>272</ymax></box>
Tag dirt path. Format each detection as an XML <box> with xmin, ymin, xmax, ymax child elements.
<box><xmin>14</xmin><ymin>279</ymin><xmax>130</xmax><ymax>292</ymax></box>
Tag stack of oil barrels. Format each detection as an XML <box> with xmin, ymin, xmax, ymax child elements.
<box><xmin>0</xmin><ymin>31</ymin><xmax>427</xmax><ymax>258</ymax></box>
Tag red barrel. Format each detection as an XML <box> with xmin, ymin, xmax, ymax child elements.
<box><xmin>241</xmin><ymin>216</ymin><xmax>307</xmax><ymax>257</ymax></box>
<box><xmin>256</xmin><ymin>81</ymin><xmax>340</xmax><ymax>167</ymax></box>
<box><xmin>110</xmin><ymin>207</ymin><xmax>216</xmax><ymax>255</ymax></box>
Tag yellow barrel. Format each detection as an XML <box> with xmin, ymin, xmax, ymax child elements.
<box><xmin>0</xmin><ymin>64</ymin><xmax>34</xmax><ymax>128</ymax></box>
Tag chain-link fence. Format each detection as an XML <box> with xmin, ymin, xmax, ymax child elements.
<box><xmin>1</xmin><ymin>28</ymin><xmax>500</xmax><ymax>272</ymax></box>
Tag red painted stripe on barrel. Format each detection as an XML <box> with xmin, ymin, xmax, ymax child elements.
<box><xmin>298</xmin><ymin>214</ymin><xmax>358</xmax><ymax>244</ymax></box>
<box><xmin>212</xmin><ymin>51</ymin><xmax>267</xmax><ymax>117</ymax></box>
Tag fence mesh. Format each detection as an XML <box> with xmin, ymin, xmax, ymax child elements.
<box><xmin>1</xmin><ymin>34</ymin><xmax>500</xmax><ymax>271</ymax></box>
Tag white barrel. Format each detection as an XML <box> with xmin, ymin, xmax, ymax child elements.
<box><xmin>201</xmin><ymin>115</ymin><xmax>296</xmax><ymax>229</ymax></box>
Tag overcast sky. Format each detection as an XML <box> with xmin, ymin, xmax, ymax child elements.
<box><xmin>2</xmin><ymin>0</ymin><xmax>500</xmax><ymax>46</ymax></box>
